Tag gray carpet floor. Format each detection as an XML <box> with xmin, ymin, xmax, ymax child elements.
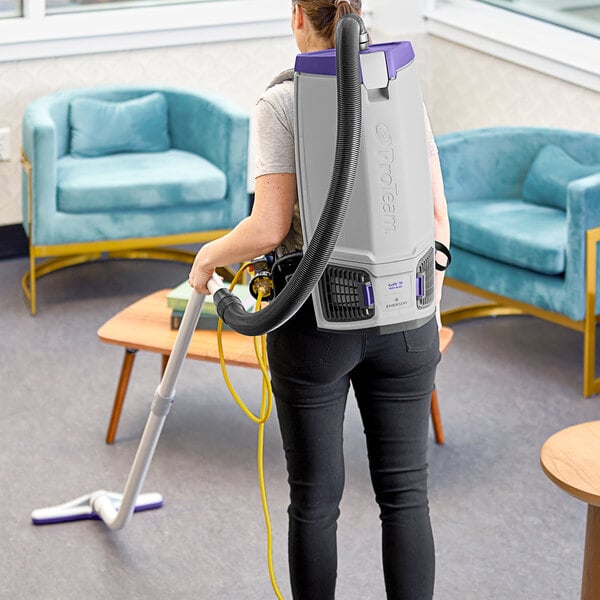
<box><xmin>1</xmin><ymin>254</ymin><xmax>599</xmax><ymax>599</ymax></box>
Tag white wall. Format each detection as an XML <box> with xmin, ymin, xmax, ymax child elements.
<box><xmin>428</xmin><ymin>36</ymin><xmax>600</xmax><ymax>136</ymax></box>
<box><xmin>368</xmin><ymin>0</ymin><xmax>429</xmax><ymax>37</ymax></box>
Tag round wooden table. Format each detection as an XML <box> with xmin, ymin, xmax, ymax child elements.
<box><xmin>540</xmin><ymin>420</ymin><xmax>600</xmax><ymax>599</ymax></box>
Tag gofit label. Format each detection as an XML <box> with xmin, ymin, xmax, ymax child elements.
<box><xmin>382</xmin><ymin>276</ymin><xmax>410</xmax><ymax>310</ymax></box>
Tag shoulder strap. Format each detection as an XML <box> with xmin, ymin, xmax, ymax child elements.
<box><xmin>266</xmin><ymin>68</ymin><xmax>295</xmax><ymax>90</ymax></box>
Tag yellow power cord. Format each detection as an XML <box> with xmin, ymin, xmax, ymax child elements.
<box><xmin>216</xmin><ymin>263</ymin><xmax>284</xmax><ymax>600</ymax></box>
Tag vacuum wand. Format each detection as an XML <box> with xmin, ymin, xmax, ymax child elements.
<box><xmin>31</xmin><ymin>275</ymin><xmax>225</xmax><ymax>528</ymax></box>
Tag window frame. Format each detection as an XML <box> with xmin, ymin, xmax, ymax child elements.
<box><xmin>424</xmin><ymin>0</ymin><xmax>600</xmax><ymax>92</ymax></box>
<box><xmin>0</xmin><ymin>0</ymin><xmax>291</xmax><ymax>62</ymax></box>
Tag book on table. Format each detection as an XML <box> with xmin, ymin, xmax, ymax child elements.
<box><xmin>167</xmin><ymin>281</ymin><xmax>255</xmax><ymax>331</ymax></box>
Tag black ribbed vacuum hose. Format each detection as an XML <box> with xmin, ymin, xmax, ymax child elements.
<box><xmin>213</xmin><ymin>14</ymin><xmax>365</xmax><ymax>336</ymax></box>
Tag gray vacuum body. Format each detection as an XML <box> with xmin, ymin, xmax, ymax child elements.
<box><xmin>294</xmin><ymin>42</ymin><xmax>436</xmax><ymax>333</ymax></box>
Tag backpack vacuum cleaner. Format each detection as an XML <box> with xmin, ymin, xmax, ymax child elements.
<box><xmin>31</xmin><ymin>9</ymin><xmax>447</xmax><ymax>590</ymax></box>
<box><xmin>213</xmin><ymin>15</ymin><xmax>440</xmax><ymax>336</ymax></box>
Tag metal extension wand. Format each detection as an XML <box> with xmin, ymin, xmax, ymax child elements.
<box><xmin>31</xmin><ymin>274</ymin><xmax>224</xmax><ymax>528</ymax></box>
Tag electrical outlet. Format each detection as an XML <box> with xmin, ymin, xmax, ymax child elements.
<box><xmin>0</xmin><ymin>127</ymin><xmax>11</xmax><ymax>161</ymax></box>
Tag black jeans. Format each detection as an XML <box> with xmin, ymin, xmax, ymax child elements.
<box><xmin>267</xmin><ymin>301</ymin><xmax>440</xmax><ymax>600</ymax></box>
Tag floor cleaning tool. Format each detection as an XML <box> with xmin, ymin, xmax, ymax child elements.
<box><xmin>30</xmin><ymin>284</ymin><xmax>218</xmax><ymax>528</ymax></box>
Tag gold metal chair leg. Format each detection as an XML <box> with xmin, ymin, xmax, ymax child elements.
<box><xmin>107</xmin><ymin>248</ymin><xmax>195</xmax><ymax>263</ymax></box>
<box><xmin>583</xmin><ymin>228</ymin><xmax>600</xmax><ymax>397</ymax></box>
<box><xmin>441</xmin><ymin>303</ymin><xmax>525</xmax><ymax>326</ymax></box>
<box><xmin>107</xmin><ymin>249</ymin><xmax>234</xmax><ymax>280</ymax></box>
<box><xmin>583</xmin><ymin>312</ymin><xmax>598</xmax><ymax>398</ymax></box>
<box><xmin>22</xmin><ymin>248</ymin><xmax>238</xmax><ymax>315</ymax></box>
<box><xmin>22</xmin><ymin>253</ymin><xmax>104</xmax><ymax>315</ymax></box>
<box><xmin>109</xmin><ymin>248</ymin><xmax>236</xmax><ymax>282</ymax></box>
<box><xmin>22</xmin><ymin>250</ymin><xmax>36</xmax><ymax>316</ymax></box>
<box><xmin>430</xmin><ymin>389</ymin><xmax>445</xmax><ymax>445</ymax></box>
<box><xmin>443</xmin><ymin>228</ymin><xmax>600</xmax><ymax>397</ymax></box>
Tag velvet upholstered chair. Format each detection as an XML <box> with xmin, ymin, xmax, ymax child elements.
<box><xmin>436</xmin><ymin>127</ymin><xmax>600</xmax><ymax>396</ymax></box>
<box><xmin>21</xmin><ymin>86</ymin><xmax>249</xmax><ymax>314</ymax></box>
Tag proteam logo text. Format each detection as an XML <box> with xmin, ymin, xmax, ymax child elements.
<box><xmin>375</xmin><ymin>122</ymin><xmax>397</xmax><ymax>233</ymax></box>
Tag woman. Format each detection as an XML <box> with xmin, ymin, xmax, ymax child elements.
<box><xmin>189</xmin><ymin>1</ymin><xmax>450</xmax><ymax>598</ymax></box>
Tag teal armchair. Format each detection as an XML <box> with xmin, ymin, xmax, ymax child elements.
<box><xmin>21</xmin><ymin>86</ymin><xmax>249</xmax><ymax>314</ymax></box>
<box><xmin>437</xmin><ymin>127</ymin><xmax>600</xmax><ymax>396</ymax></box>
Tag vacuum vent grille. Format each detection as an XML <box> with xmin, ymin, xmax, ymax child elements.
<box><xmin>319</xmin><ymin>266</ymin><xmax>375</xmax><ymax>322</ymax></box>
<box><xmin>416</xmin><ymin>247</ymin><xmax>435</xmax><ymax>309</ymax></box>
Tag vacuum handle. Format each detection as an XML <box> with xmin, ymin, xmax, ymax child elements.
<box><xmin>158</xmin><ymin>274</ymin><xmax>224</xmax><ymax>398</ymax></box>
<box><xmin>207</xmin><ymin>273</ymin><xmax>225</xmax><ymax>295</ymax></box>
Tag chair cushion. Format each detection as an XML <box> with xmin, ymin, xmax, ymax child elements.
<box><xmin>449</xmin><ymin>198</ymin><xmax>567</xmax><ymax>275</ymax></box>
<box><xmin>522</xmin><ymin>145</ymin><xmax>600</xmax><ymax>211</ymax></box>
<box><xmin>57</xmin><ymin>150</ymin><xmax>227</xmax><ymax>213</ymax></box>
<box><xmin>69</xmin><ymin>93</ymin><xmax>170</xmax><ymax>158</ymax></box>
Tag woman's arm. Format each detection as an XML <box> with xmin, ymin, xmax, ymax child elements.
<box><xmin>430</xmin><ymin>151</ymin><xmax>450</xmax><ymax>329</ymax></box>
<box><xmin>188</xmin><ymin>173</ymin><xmax>297</xmax><ymax>295</ymax></box>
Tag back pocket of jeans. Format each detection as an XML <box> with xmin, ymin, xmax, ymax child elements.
<box><xmin>403</xmin><ymin>317</ymin><xmax>437</xmax><ymax>352</ymax></box>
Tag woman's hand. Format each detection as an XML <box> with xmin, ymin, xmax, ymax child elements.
<box><xmin>188</xmin><ymin>247</ymin><xmax>215</xmax><ymax>295</ymax></box>
<box><xmin>187</xmin><ymin>174</ymin><xmax>297</xmax><ymax>296</ymax></box>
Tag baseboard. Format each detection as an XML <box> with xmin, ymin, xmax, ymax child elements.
<box><xmin>0</xmin><ymin>224</ymin><xmax>28</xmax><ymax>259</ymax></box>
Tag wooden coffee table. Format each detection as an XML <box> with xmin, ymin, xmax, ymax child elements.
<box><xmin>98</xmin><ymin>289</ymin><xmax>453</xmax><ymax>445</ymax></box>
<box><xmin>98</xmin><ymin>289</ymin><xmax>260</xmax><ymax>444</ymax></box>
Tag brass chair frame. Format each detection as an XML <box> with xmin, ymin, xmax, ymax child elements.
<box><xmin>21</xmin><ymin>149</ymin><xmax>234</xmax><ymax>316</ymax></box>
<box><xmin>441</xmin><ymin>227</ymin><xmax>600</xmax><ymax>397</ymax></box>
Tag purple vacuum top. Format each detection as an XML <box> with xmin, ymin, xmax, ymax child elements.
<box><xmin>294</xmin><ymin>41</ymin><xmax>415</xmax><ymax>81</ymax></box>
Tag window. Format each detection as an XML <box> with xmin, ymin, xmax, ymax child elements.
<box><xmin>478</xmin><ymin>0</ymin><xmax>600</xmax><ymax>38</ymax></box>
<box><xmin>0</xmin><ymin>0</ymin><xmax>290</xmax><ymax>61</ymax></box>
<box><xmin>0</xmin><ymin>0</ymin><xmax>22</xmax><ymax>18</ymax></box>
<box><xmin>46</xmin><ymin>0</ymin><xmax>212</xmax><ymax>16</ymax></box>
<box><xmin>425</xmin><ymin>0</ymin><xmax>600</xmax><ymax>92</ymax></box>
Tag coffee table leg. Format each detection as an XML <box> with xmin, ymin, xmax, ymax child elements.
<box><xmin>106</xmin><ymin>348</ymin><xmax>137</xmax><ymax>445</ymax></box>
<box><xmin>430</xmin><ymin>388</ymin><xmax>445</xmax><ymax>445</ymax></box>
<box><xmin>161</xmin><ymin>354</ymin><xmax>169</xmax><ymax>376</ymax></box>
<box><xmin>582</xmin><ymin>504</ymin><xmax>600</xmax><ymax>600</ymax></box>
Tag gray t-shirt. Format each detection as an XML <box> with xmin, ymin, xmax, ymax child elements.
<box><xmin>255</xmin><ymin>75</ymin><xmax>438</xmax><ymax>251</ymax></box>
